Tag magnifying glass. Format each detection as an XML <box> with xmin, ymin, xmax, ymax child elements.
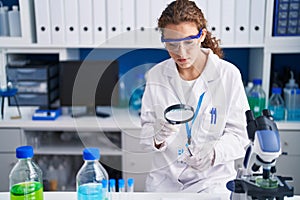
<box><xmin>164</xmin><ymin>104</ymin><xmax>195</xmax><ymax>156</ymax></box>
<box><xmin>164</xmin><ymin>104</ymin><xmax>194</xmax><ymax>125</ymax></box>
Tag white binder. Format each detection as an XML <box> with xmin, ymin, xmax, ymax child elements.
<box><xmin>235</xmin><ymin>0</ymin><xmax>250</xmax><ymax>44</ymax></box>
<box><xmin>49</xmin><ymin>0</ymin><xmax>65</xmax><ymax>44</ymax></box>
<box><xmin>93</xmin><ymin>0</ymin><xmax>106</xmax><ymax>45</ymax></box>
<box><xmin>207</xmin><ymin>0</ymin><xmax>221</xmax><ymax>40</ymax></box>
<box><xmin>220</xmin><ymin>0</ymin><xmax>235</xmax><ymax>45</ymax></box>
<box><xmin>106</xmin><ymin>0</ymin><xmax>121</xmax><ymax>41</ymax></box>
<box><xmin>120</xmin><ymin>0</ymin><xmax>135</xmax><ymax>45</ymax></box>
<box><xmin>78</xmin><ymin>0</ymin><xmax>93</xmax><ymax>45</ymax></box>
<box><xmin>64</xmin><ymin>0</ymin><xmax>79</xmax><ymax>45</ymax></box>
<box><xmin>150</xmin><ymin>0</ymin><xmax>166</xmax><ymax>45</ymax></box>
<box><xmin>249</xmin><ymin>0</ymin><xmax>266</xmax><ymax>44</ymax></box>
<box><xmin>34</xmin><ymin>0</ymin><xmax>52</xmax><ymax>44</ymax></box>
<box><xmin>135</xmin><ymin>0</ymin><xmax>151</xmax><ymax>45</ymax></box>
<box><xmin>195</xmin><ymin>0</ymin><xmax>207</xmax><ymax>18</ymax></box>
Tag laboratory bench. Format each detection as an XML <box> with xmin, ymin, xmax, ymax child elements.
<box><xmin>0</xmin><ymin>191</ymin><xmax>300</xmax><ymax>200</ymax></box>
<box><xmin>0</xmin><ymin>108</ymin><xmax>300</xmax><ymax>193</ymax></box>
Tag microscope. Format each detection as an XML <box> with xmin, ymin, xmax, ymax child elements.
<box><xmin>227</xmin><ymin>109</ymin><xmax>294</xmax><ymax>199</ymax></box>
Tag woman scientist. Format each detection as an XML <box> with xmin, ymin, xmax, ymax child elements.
<box><xmin>140</xmin><ymin>0</ymin><xmax>250</xmax><ymax>194</ymax></box>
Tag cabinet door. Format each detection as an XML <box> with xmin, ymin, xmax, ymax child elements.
<box><xmin>0</xmin><ymin>129</ymin><xmax>22</xmax><ymax>152</ymax></box>
<box><xmin>122</xmin><ymin>129</ymin><xmax>154</xmax><ymax>191</ymax></box>
<box><xmin>276</xmin><ymin>155</ymin><xmax>300</xmax><ymax>195</ymax></box>
<box><xmin>0</xmin><ymin>153</ymin><xmax>17</xmax><ymax>192</ymax></box>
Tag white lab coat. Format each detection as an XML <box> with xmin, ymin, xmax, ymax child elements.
<box><xmin>140</xmin><ymin>49</ymin><xmax>250</xmax><ymax>194</ymax></box>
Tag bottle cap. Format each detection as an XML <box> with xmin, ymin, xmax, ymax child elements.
<box><xmin>272</xmin><ymin>87</ymin><xmax>282</xmax><ymax>94</ymax></box>
<box><xmin>253</xmin><ymin>79</ymin><xmax>262</xmax><ymax>85</ymax></box>
<box><xmin>127</xmin><ymin>178</ymin><xmax>134</xmax><ymax>187</ymax></box>
<box><xmin>12</xmin><ymin>5</ymin><xmax>18</xmax><ymax>11</ymax></box>
<box><xmin>16</xmin><ymin>146</ymin><xmax>34</xmax><ymax>159</ymax></box>
<box><xmin>118</xmin><ymin>179</ymin><xmax>125</xmax><ymax>188</ymax></box>
<box><xmin>109</xmin><ymin>179</ymin><xmax>116</xmax><ymax>187</ymax></box>
<box><xmin>83</xmin><ymin>148</ymin><xmax>100</xmax><ymax>160</ymax></box>
<box><xmin>286</xmin><ymin>71</ymin><xmax>299</xmax><ymax>89</ymax></box>
<box><xmin>102</xmin><ymin>179</ymin><xmax>108</xmax><ymax>188</ymax></box>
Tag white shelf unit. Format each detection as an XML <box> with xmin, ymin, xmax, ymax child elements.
<box><xmin>0</xmin><ymin>0</ymin><xmax>300</xmax><ymax>193</ymax></box>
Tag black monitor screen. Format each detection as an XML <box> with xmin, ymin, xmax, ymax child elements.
<box><xmin>59</xmin><ymin>60</ymin><xmax>119</xmax><ymax>107</ymax></box>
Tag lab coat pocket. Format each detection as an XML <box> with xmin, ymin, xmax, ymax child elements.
<box><xmin>200</xmin><ymin>106</ymin><xmax>225</xmax><ymax>139</ymax></box>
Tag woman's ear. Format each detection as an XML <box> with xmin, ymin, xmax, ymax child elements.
<box><xmin>200</xmin><ymin>28</ymin><xmax>207</xmax><ymax>43</ymax></box>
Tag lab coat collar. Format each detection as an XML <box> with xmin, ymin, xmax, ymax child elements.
<box><xmin>162</xmin><ymin>48</ymin><xmax>220</xmax><ymax>83</ymax></box>
<box><xmin>162</xmin><ymin>49</ymin><xmax>221</xmax><ymax>104</ymax></box>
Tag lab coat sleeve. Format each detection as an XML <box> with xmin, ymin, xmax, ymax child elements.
<box><xmin>140</xmin><ymin>75</ymin><xmax>167</xmax><ymax>152</ymax></box>
<box><xmin>213</xmin><ymin>70</ymin><xmax>250</xmax><ymax>166</ymax></box>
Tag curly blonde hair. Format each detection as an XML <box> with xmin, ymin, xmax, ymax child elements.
<box><xmin>158</xmin><ymin>0</ymin><xmax>224</xmax><ymax>58</ymax></box>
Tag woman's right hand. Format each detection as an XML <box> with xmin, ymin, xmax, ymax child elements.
<box><xmin>153</xmin><ymin>119</ymin><xmax>179</xmax><ymax>145</ymax></box>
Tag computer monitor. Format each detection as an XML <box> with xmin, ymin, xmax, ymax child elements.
<box><xmin>59</xmin><ymin>60</ymin><xmax>119</xmax><ymax>117</ymax></box>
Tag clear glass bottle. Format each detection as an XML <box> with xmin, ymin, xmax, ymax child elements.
<box><xmin>247</xmin><ymin>79</ymin><xmax>266</xmax><ymax>118</ymax></box>
<box><xmin>268</xmin><ymin>87</ymin><xmax>285</xmax><ymax>121</ymax></box>
<box><xmin>76</xmin><ymin>148</ymin><xmax>109</xmax><ymax>200</ymax></box>
<box><xmin>284</xmin><ymin>71</ymin><xmax>299</xmax><ymax>121</ymax></box>
<box><xmin>9</xmin><ymin>146</ymin><xmax>44</xmax><ymax>200</ymax></box>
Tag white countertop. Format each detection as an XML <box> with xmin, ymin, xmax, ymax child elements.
<box><xmin>0</xmin><ymin>107</ymin><xmax>141</xmax><ymax>131</ymax></box>
<box><xmin>0</xmin><ymin>191</ymin><xmax>299</xmax><ymax>200</ymax></box>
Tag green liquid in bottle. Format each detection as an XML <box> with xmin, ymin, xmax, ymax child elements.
<box><xmin>10</xmin><ymin>182</ymin><xmax>43</xmax><ymax>200</ymax></box>
<box><xmin>248</xmin><ymin>97</ymin><xmax>266</xmax><ymax>118</ymax></box>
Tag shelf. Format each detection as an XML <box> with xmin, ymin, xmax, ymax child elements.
<box><xmin>34</xmin><ymin>145</ymin><xmax>122</xmax><ymax>156</ymax></box>
<box><xmin>265</xmin><ymin>36</ymin><xmax>300</xmax><ymax>53</ymax></box>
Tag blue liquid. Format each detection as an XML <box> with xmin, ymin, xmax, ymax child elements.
<box><xmin>78</xmin><ymin>183</ymin><xmax>103</xmax><ymax>200</ymax></box>
<box><xmin>268</xmin><ymin>105</ymin><xmax>285</xmax><ymax>121</ymax></box>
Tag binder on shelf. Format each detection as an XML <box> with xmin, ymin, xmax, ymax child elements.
<box><xmin>207</xmin><ymin>0</ymin><xmax>221</xmax><ymax>40</ymax></box>
<box><xmin>249</xmin><ymin>0</ymin><xmax>266</xmax><ymax>44</ymax></box>
<box><xmin>220</xmin><ymin>0</ymin><xmax>235</xmax><ymax>45</ymax></box>
<box><xmin>49</xmin><ymin>0</ymin><xmax>65</xmax><ymax>44</ymax></box>
<box><xmin>106</xmin><ymin>0</ymin><xmax>121</xmax><ymax>42</ymax></box>
<box><xmin>78</xmin><ymin>0</ymin><xmax>93</xmax><ymax>45</ymax></box>
<box><xmin>150</xmin><ymin>0</ymin><xmax>166</xmax><ymax>44</ymax></box>
<box><xmin>135</xmin><ymin>0</ymin><xmax>151</xmax><ymax>45</ymax></box>
<box><xmin>93</xmin><ymin>0</ymin><xmax>106</xmax><ymax>45</ymax></box>
<box><xmin>235</xmin><ymin>0</ymin><xmax>250</xmax><ymax>44</ymax></box>
<box><xmin>34</xmin><ymin>0</ymin><xmax>52</xmax><ymax>44</ymax></box>
<box><xmin>195</xmin><ymin>0</ymin><xmax>207</xmax><ymax>18</ymax></box>
<box><xmin>121</xmin><ymin>0</ymin><xmax>135</xmax><ymax>45</ymax></box>
<box><xmin>64</xmin><ymin>0</ymin><xmax>79</xmax><ymax>45</ymax></box>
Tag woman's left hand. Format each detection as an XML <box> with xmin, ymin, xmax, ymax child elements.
<box><xmin>180</xmin><ymin>142</ymin><xmax>216</xmax><ymax>172</ymax></box>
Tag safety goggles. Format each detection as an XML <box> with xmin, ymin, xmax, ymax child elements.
<box><xmin>161</xmin><ymin>29</ymin><xmax>202</xmax><ymax>52</ymax></box>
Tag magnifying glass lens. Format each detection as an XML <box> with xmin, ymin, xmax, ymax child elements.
<box><xmin>164</xmin><ymin>104</ymin><xmax>194</xmax><ymax>124</ymax></box>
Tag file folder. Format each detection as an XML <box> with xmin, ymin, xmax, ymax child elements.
<box><xmin>207</xmin><ymin>0</ymin><xmax>221</xmax><ymax>40</ymax></box>
<box><xmin>79</xmin><ymin>0</ymin><xmax>94</xmax><ymax>45</ymax></box>
<box><xmin>220</xmin><ymin>0</ymin><xmax>235</xmax><ymax>45</ymax></box>
<box><xmin>49</xmin><ymin>0</ymin><xmax>65</xmax><ymax>44</ymax></box>
<box><xmin>235</xmin><ymin>0</ymin><xmax>250</xmax><ymax>44</ymax></box>
<box><xmin>93</xmin><ymin>0</ymin><xmax>106</xmax><ymax>45</ymax></box>
<box><xmin>106</xmin><ymin>0</ymin><xmax>121</xmax><ymax>42</ymax></box>
<box><xmin>249</xmin><ymin>0</ymin><xmax>266</xmax><ymax>44</ymax></box>
<box><xmin>64</xmin><ymin>0</ymin><xmax>79</xmax><ymax>45</ymax></box>
<box><xmin>136</xmin><ymin>0</ymin><xmax>151</xmax><ymax>45</ymax></box>
<box><xmin>34</xmin><ymin>0</ymin><xmax>52</xmax><ymax>44</ymax></box>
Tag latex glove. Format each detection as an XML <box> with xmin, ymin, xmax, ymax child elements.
<box><xmin>182</xmin><ymin>142</ymin><xmax>216</xmax><ymax>172</ymax></box>
<box><xmin>153</xmin><ymin>119</ymin><xmax>179</xmax><ymax>144</ymax></box>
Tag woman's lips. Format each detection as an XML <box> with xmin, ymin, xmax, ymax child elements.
<box><xmin>178</xmin><ymin>58</ymin><xmax>187</xmax><ymax>63</ymax></box>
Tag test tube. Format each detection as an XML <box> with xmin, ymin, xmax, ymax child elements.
<box><xmin>118</xmin><ymin>179</ymin><xmax>125</xmax><ymax>192</ymax></box>
<box><xmin>109</xmin><ymin>179</ymin><xmax>116</xmax><ymax>192</ymax></box>
<box><xmin>127</xmin><ymin>178</ymin><xmax>134</xmax><ymax>192</ymax></box>
<box><xmin>102</xmin><ymin>179</ymin><xmax>109</xmax><ymax>200</ymax></box>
